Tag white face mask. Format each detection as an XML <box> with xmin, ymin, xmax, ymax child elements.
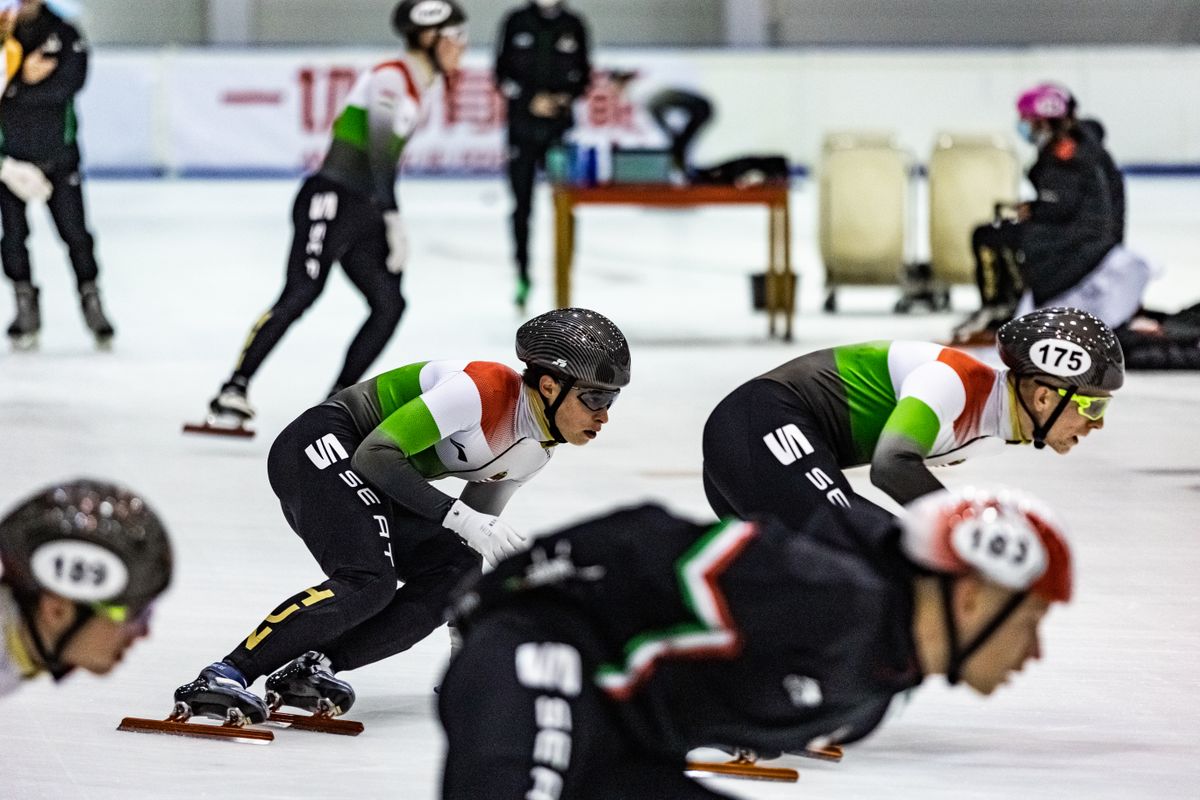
<box><xmin>533</xmin><ymin>0</ymin><xmax>563</xmax><ymax>9</ymax></box>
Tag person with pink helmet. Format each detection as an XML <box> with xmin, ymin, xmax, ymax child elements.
<box><xmin>951</xmin><ymin>82</ymin><xmax>1124</xmax><ymax>345</ymax></box>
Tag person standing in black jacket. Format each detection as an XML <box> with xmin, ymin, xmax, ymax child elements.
<box><xmin>1</xmin><ymin>0</ymin><xmax>111</xmax><ymax>350</ymax></box>
<box><xmin>439</xmin><ymin>487</ymin><xmax>1073</xmax><ymax>799</ymax></box>
<box><xmin>494</xmin><ymin>0</ymin><xmax>591</xmax><ymax>309</ymax></box>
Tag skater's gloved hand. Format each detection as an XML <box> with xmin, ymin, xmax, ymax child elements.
<box><xmin>0</xmin><ymin>157</ymin><xmax>52</xmax><ymax>203</ymax></box>
<box><xmin>383</xmin><ymin>210</ymin><xmax>407</xmax><ymax>273</ymax></box>
<box><xmin>442</xmin><ymin>499</ymin><xmax>527</xmax><ymax>567</ymax></box>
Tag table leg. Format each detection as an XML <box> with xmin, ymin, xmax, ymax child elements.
<box><xmin>781</xmin><ymin>197</ymin><xmax>794</xmax><ymax>341</ymax></box>
<box><xmin>554</xmin><ymin>192</ymin><xmax>574</xmax><ymax>308</ymax></box>
<box><xmin>767</xmin><ymin>204</ymin><xmax>778</xmax><ymax>339</ymax></box>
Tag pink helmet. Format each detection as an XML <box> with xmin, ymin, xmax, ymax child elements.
<box><xmin>1016</xmin><ymin>83</ymin><xmax>1073</xmax><ymax>121</ymax></box>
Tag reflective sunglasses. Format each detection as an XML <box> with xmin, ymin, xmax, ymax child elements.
<box><xmin>1039</xmin><ymin>384</ymin><xmax>1110</xmax><ymax>421</ymax></box>
<box><xmin>92</xmin><ymin>601</ymin><xmax>154</xmax><ymax>627</ymax></box>
<box><xmin>573</xmin><ymin>385</ymin><xmax>619</xmax><ymax>412</ymax></box>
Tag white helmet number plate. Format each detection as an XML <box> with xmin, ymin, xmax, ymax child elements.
<box><xmin>31</xmin><ymin>540</ymin><xmax>129</xmax><ymax>603</ymax></box>
<box><xmin>1029</xmin><ymin>338</ymin><xmax>1092</xmax><ymax>378</ymax></box>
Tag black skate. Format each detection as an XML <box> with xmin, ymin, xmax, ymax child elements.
<box><xmin>173</xmin><ymin>662</ymin><xmax>269</xmax><ymax>725</ymax></box>
<box><xmin>183</xmin><ymin>378</ymin><xmax>255</xmax><ymax>438</ymax></box>
<box><xmin>79</xmin><ymin>281</ymin><xmax>115</xmax><ymax>350</ymax></box>
<box><xmin>266</xmin><ymin>651</ymin><xmax>354</xmax><ymax>716</ymax></box>
<box><xmin>264</xmin><ymin>652</ymin><xmax>364</xmax><ymax>735</ymax></box>
<box><xmin>7</xmin><ymin>282</ymin><xmax>40</xmax><ymax>351</ymax></box>
<box><xmin>117</xmin><ymin>663</ymin><xmax>275</xmax><ymax>743</ymax></box>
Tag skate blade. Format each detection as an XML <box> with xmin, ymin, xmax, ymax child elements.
<box><xmin>796</xmin><ymin>744</ymin><xmax>843</xmax><ymax>762</ymax></box>
<box><xmin>183</xmin><ymin>419</ymin><xmax>255</xmax><ymax>438</ymax></box>
<box><xmin>95</xmin><ymin>336</ymin><xmax>114</xmax><ymax>352</ymax></box>
<box><xmin>686</xmin><ymin>756</ymin><xmax>799</xmax><ymax>783</ymax></box>
<box><xmin>118</xmin><ymin>715</ymin><xmax>274</xmax><ymax>743</ymax></box>
<box><xmin>266</xmin><ymin>711</ymin><xmax>364</xmax><ymax>736</ymax></box>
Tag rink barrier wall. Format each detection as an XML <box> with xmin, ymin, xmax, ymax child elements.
<box><xmin>77</xmin><ymin>46</ymin><xmax>1200</xmax><ymax>177</ymax></box>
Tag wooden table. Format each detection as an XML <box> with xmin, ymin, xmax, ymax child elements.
<box><xmin>552</xmin><ymin>183</ymin><xmax>796</xmax><ymax>340</ymax></box>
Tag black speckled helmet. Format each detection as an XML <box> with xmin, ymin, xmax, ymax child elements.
<box><xmin>0</xmin><ymin>479</ymin><xmax>172</xmax><ymax>611</ymax></box>
<box><xmin>0</xmin><ymin>478</ymin><xmax>173</xmax><ymax>678</ymax></box>
<box><xmin>997</xmin><ymin>307</ymin><xmax>1124</xmax><ymax>392</ymax></box>
<box><xmin>516</xmin><ymin>308</ymin><xmax>631</xmax><ymax>390</ymax></box>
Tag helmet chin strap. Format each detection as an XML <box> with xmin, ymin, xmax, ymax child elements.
<box><xmin>1015</xmin><ymin>375</ymin><xmax>1076</xmax><ymax>450</ymax></box>
<box><xmin>539</xmin><ymin>375</ymin><xmax>575</xmax><ymax>444</ymax></box>
<box><xmin>15</xmin><ymin>593</ymin><xmax>91</xmax><ymax>681</ymax></box>
<box><xmin>938</xmin><ymin>576</ymin><xmax>1027</xmax><ymax>685</ymax></box>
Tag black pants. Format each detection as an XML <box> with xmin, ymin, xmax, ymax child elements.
<box><xmin>971</xmin><ymin>220</ymin><xmax>1024</xmax><ymax>308</ymax></box>
<box><xmin>0</xmin><ymin>154</ymin><xmax>99</xmax><ymax>287</ymax></box>
<box><xmin>233</xmin><ymin>175</ymin><xmax>405</xmax><ymax>392</ymax></box>
<box><xmin>647</xmin><ymin>89</ymin><xmax>713</xmax><ymax>173</ymax></box>
<box><xmin>702</xmin><ymin>380</ymin><xmax>891</xmax><ymax>530</ymax></box>
<box><xmin>223</xmin><ymin>404</ymin><xmax>479</xmax><ymax>681</ymax></box>
<box><xmin>439</xmin><ymin>605</ymin><xmax>732</xmax><ymax>800</ymax></box>
<box><xmin>506</xmin><ymin>124</ymin><xmax>563</xmax><ymax>282</ymax></box>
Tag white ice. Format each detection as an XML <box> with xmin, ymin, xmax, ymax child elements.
<box><xmin>1</xmin><ymin>176</ymin><xmax>1198</xmax><ymax>799</ymax></box>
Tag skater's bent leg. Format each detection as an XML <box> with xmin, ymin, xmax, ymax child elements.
<box><xmin>223</xmin><ymin>409</ymin><xmax>398</xmax><ymax>681</ymax></box>
<box><xmin>325</xmin><ymin>531</ymin><xmax>480</xmax><ymax>672</ymax></box>
<box><xmin>232</xmin><ymin>179</ymin><xmax>345</xmax><ymax>382</ymax></box>
<box><xmin>333</xmin><ymin>235</ymin><xmax>405</xmax><ymax>390</ymax></box>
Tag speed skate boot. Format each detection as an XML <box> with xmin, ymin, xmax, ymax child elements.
<box><xmin>7</xmin><ymin>282</ymin><xmax>40</xmax><ymax>351</ymax></box>
<box><xmin>79</xmin><ymin>281</ymin><xmax>115</xmax><ymax>350</ymax></box>
<box><xmin>265</xmin><ymin>651</ymin><xmax>355</xmax><ymax>717</ymax></box>
<box><xmin>173</xmin><ymin>662</ymin><xmax>269</xmax><ymax>726</ymax></box>
<box><xmin>950</xmin><ymin>303</ymin><xmax>1012</xmax><ymax>346</ymax></box>
<box><xmin>514</xmin><ymin>275</ymin><xmax>531</xmax><ymax>312</ymax></box>
<box><xmin>210</xmin><ymin>376</ymin><xmax>255</xmax><ymax>423</ymax></box>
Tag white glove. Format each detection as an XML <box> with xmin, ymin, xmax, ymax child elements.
<box><xmin>442</xmin><ymin>499</ymin><xmax>527</xmax><ymax>568</ymax></box>
<box><xmin>0</xmin><ymin>157</ymin><xmax>52</xmax><ymax>203</ymax></box>
<box><xmin>383</xmin><ymin>210</ymin><xmax>407</xmax><ymax>274</ymax></box>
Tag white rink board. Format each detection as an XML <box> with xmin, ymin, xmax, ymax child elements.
<box><xmin>0</xmin><ymin>176</ymin><xmax>1198</xmax><ymax>799</ymax></box>
<box><xmin>77</xmin><ymin>46</ymin><xmax>1200</xmax><ymax>175</ymax></box>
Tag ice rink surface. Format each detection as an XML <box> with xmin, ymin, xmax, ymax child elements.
<box><xmin>1</xmin><ymin>176</ymin><xmax>1198</xmax><ymax>799</ymax></box>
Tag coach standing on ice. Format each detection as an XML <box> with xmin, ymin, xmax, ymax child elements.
<box><xmin>1</xmin><ymin>0</ymin><xmax>114</xmax><ymax>350</ymax></box>
<box><xmin>494</xmin><ymin>0</ymin><xmax>591</xmax><ymax>310</ymax></box>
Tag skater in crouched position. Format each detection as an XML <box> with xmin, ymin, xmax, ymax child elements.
<box><xmin>439</xmin><ymin>486</ymin><xmax>1072</xmax><ymax>798</ymax></box>
<box><xmin>174</xmin><ymin>308</ymin><xmax>631</xmax><ymax>726</ymax></box>
<box><xmin>0</xmin><ymin>479</ymin><xmax>173</xmax><ymax>699</ymax></box>
<box><xmin>703</xmin><ymin>307</ymin><xmax>1124</xmax><ymax>530</ymax></box>
<box><xmin>202</xmin><ymin>0</ymin><xmax>469</xmax><ymax>429</ymax></box>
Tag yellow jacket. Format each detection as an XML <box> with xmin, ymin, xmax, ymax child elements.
<box><xmin>2</xmin><ymin>36</ymin><xmax>21</xmax><ymax>94</ymax></box>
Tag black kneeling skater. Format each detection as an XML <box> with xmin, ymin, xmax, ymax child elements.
<box><xmin>439</xmin><ymin>486</ymin><xmax>1072</xmax><ymax>798</ymax></box>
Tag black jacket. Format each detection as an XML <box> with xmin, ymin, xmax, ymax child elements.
<box><xmin>1</xmin><ymin>5</ymin><xmax>88</xmax><ymax>166</ymax></box>
<box><xmin>1021</xmin><ymin>124</ymin><xmax>1122</xmax><ymax>305</ymax></box>
<box><xmin>453</xmin><ymin>502</ymin><xmax>922</xmax><ymax>757</ymax></box>
<box><xmin>493</xmin><ymin>4</ymin><xmax>591</xmax><ymax>133</ymax></box>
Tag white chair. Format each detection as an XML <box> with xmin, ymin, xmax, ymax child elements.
<box><xmin>927</xmin><ymin>132</ymin><xmax>1020</xmax><ymax>292</ymax></box>
<box><xmin>818</xmin><ymin>132</ymin><xmax>911</xmax><ymax>311</ymax></box>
